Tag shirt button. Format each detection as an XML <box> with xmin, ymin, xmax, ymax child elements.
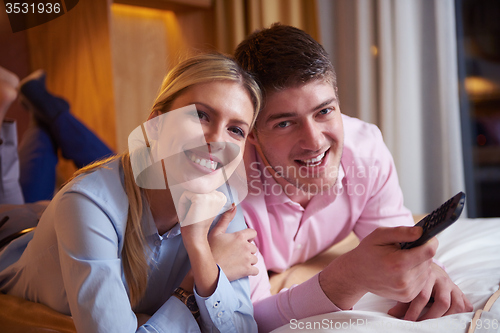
<box><xmin>155</xmin><ymin>240</ymin><xmax>161</xmax><ymax>246</ymax></box>
<box><xmin>296</xmin><ymin>243</ymin><xmax>302</xmax><ymax>249</ymax></box>
<box><xmin>213</xmin><ymin>301</ymin><xmax>220</xmax><ymax>308</ymax></box>
<box><xmin>217</xmin><ymin>311</ymin><xmax>224</xmax><ymax>318</ymax></box>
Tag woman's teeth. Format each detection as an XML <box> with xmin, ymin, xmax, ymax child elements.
<box><xmin>189</xmin><ymin>153</ymin><xmax>218</xmax><ymax>171</ymax></box>
<box><xmin>300</xmin><ymin>151</ymin><xmax>326</xmax><ymax>166</ymax></box>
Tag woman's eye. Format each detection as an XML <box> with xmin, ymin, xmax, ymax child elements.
<box><xmin>229</xmin><ymin>126</ymin><xmax>245</xmax><ymax>138</ymax></box>
<box><xmin>197</xmin><ymin>111</ymin><xmax>208</xmax><ymax>121</ymax></box>
<box><xmin>189</xmin><ymin>110</ymin><xmax>208</xmax><ymax>121</ymax></box>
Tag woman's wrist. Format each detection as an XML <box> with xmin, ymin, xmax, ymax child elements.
<box><xmin>183</xmin><ymin>236</ymin><xmax>211</xmax><ymax>255</ymax></box>
<box><xmin>187</xmin><ymin>247</ymin><xmax>219</xmax><ymax>297</ymax></box>
<box><xmin>179</xmin><ymin>270</ymin><xmax>194</xmax><ymax>291</ymax></box>
<box><xmin>180</xmin><ymin>219</ymin><xmax>212</xmax><ymax>245</ymax></box>
<box><xmin>181</xmin><ymin>220</ymin><xmax>219</xmax><ymax>297</ymax></box>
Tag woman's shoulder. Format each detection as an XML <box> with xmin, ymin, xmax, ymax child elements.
<box><xmin>58</xmin><ymin>157</ymin><xmax>129</xmax><ymax>225</ymax></box>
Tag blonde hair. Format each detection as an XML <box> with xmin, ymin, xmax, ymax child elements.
<box><xmin>152</xmin><ymin>53</ymin><xmax>261</xmax><ymax>126</ymax></box>
<box><xmin>70</xmin><ymin>53</ymin><xmax>261</xmax><ymax>307</ymax></box>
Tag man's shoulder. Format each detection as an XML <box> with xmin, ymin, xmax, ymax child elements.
<box><xmin>342</xmin><ymin>114</ymin><xmax>384</xmax><ymax>149</ymax></box>
<box><xmin>341</xmin><ymin>114</ymin><xmax>390</xmax><ymax>161</ymax></box>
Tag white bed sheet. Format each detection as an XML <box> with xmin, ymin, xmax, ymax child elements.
<box><xmin>271</xmin><ymin>218</ymin><xmax>500</xmax><ymax>333</ymax></box>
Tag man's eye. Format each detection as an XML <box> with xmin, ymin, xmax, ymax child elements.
<box><xmin>276</xmin><ymin>121</ymin><xmax>291</xmax><ymax>128</ymax></box>
<box><xmin>318</xmin><ymin>108</ymin><xmax>333</xmax><ymax>115</ymax></box>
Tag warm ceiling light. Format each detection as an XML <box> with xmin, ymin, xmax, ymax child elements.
<box><xmin>111</xmin><ymin>3</ymin><xmax>174</xmax><ymax>20</ymax></box>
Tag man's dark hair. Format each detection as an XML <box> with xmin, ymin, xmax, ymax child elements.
<box><xmin>235</xmin><ymin>23</ymin><xmax>337</xmax><ymax>98</ymax></box>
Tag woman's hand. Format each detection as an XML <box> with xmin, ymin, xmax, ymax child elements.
<box><xmin>177</xmin><ymin>190</ymin><xmax>227</xmax><ymax>227</ymax></box>
<box><xmin>208</xmin><ymin>205</ymin><xmax>259</xmax><ymax>281</ymax></box>
<box><xmin>177</xmin><ymin>190</ymin><xmax>227</xmax><ymax>241</ymax></box>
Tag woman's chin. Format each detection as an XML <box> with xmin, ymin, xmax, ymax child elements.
<box><xmin>176</xmin><ymin>177</ymin><xmax>227</xmax><ymax>195</ymax></box>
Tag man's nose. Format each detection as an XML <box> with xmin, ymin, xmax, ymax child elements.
<box><xmin>299</xmin><ymin>119</ymin><xmax>326</xmax><ymax>151</ymax></box>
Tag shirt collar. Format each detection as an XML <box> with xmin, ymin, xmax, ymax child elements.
<box><xmin>119</xmin><ymin>156</ymin><xmax>182</xmax><ymax>241</ymax></box>
<box><xmin>143</xmin><ymin>201</ymin><xmax>181</xmax><ymax>239</ymax></box>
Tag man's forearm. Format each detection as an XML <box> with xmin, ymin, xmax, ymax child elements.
<box><xmin>254</xmin><ymin>273</ymin><xmax>341</xmax><ymax>332</ymax></box>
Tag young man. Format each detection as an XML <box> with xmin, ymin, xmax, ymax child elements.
<box><xmin>235</xmin><ymin>24</ymin><xmax>472</xmax><ymax>332</ymax></box>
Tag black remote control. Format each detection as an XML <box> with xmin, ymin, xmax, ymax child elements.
<box><xmin>400</xmin><ymin>192</ymin><xmax>466</xmax><ymax>249</ymax></box>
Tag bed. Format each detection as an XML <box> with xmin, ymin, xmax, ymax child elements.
<box><xmin>0</xmin><ymin>217</ymin><xmax>498</xmax><ymax>332</ymax></box>
<box><xmin>271</xmin><ymin>217</ymin><xmax>500</xmax><ymax>333</ymax></box>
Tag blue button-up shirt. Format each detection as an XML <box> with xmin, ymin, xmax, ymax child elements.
<box><xmin>0</xmin><ymin>158</ymin><xmax>257</xmax><ymax>332</ymax></box>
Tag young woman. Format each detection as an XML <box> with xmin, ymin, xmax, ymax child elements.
<box><xmin>0</xmin><ymin>53</ymin><xmax>261</xmax><ymax>332</ymax></box>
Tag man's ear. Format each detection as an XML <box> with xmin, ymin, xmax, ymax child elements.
<box><xmin>247</xmin><ymin>129</ymin><xmax>259</xmax><ymax>146</ymax></box>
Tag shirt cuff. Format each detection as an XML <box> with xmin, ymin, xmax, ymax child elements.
<box><xmin>145</xmin><ymin>296</ymin><xmax>199</xmax><ymax>333</ymax></box>
<box><xmin>194</xmin><ymin>265</ymin><xmax>238</xmax><ymax>330</ymax></box>
<box><xmin>282</xmin><ymin>273</ymin><xmax>342</xmax><ymax>320</ymax></box>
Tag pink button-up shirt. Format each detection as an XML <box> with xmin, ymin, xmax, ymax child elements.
<box><xmin>242</xmin><ymin>115</ymin><xmax>414</xmax><ymax>332</ymax></box>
